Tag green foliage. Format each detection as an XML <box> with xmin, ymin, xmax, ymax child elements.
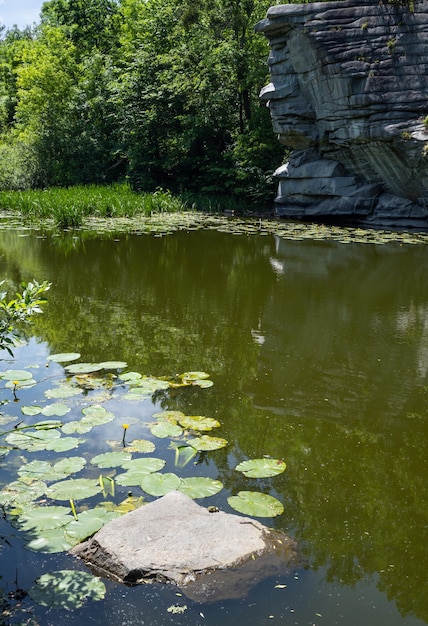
<box><xmin>0</xmin><ymin>279</ymin><xmax>50</xmax><ymax>356</ymax></box>
<box><xmin>0</xmin><ymin>184</ymin><xmax>188</xmax><ymax>227</ymax></box>
<box><xmin>0</xmin><ymin>0</ymin><xmax>283</xmax><ymax>204</ymax></box>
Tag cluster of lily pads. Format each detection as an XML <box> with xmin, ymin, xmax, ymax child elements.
<box><xmin>0</xmin><ymin>351</ymin><xmax>286</xmax><ymax>609</ymax></box>
<box><xmin>2</xmin><ymin>210</ymin><xmax>428</xmax><ymax>245</ymax></box>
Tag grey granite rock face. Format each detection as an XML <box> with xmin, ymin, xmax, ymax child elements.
<box><xmin>71</xmin><ymin>491</ymin><xmax>299</xmax><ymax>602</ymax></box>
<box><xmin>256</xmin><ymin>0</ymin><xmax>428</xmax><ymax>226</ymax></box>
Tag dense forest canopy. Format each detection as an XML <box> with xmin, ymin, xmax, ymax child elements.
<box><xmin>0</xmin><ymin>0</ymin><xmax>293</xmax><ymax>203</ymax></box>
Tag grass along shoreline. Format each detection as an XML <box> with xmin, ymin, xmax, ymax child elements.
<box><xmin>0</xmin><ymin>184</ymin><xmax>188</xmax><ymax>229</ymax></box>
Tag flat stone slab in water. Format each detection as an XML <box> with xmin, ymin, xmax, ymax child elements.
<box><xmin>71</xmin><ymin>491</ymin><xmax>299</xmax><ymax>601</ymax></box>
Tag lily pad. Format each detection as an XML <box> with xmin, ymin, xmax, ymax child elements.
<box><xmin>152</xmin><ymin>410</ymin><xmax>185</xmax><ymax>423</ymax></box>
<box><xmin>29</xmin><ymin>570</ymin><xmax>106</xmax><ymax>609</ymax></box>
<box><xmin>121</xmin><ymin>457</ymin><xmax>166</xmax><ymax>473</ymax></box>
<box><xmin>46</xmin><ymin>478</ymin><xmax>101</xmax><ymax>501</ymax></box>
<box><xmin>150</xmin><ymin>421</ymin><xmax>183</xmax><ymax>438</ymax></box>
<box><xmin>44</xmin><ymin>436</ymin><xmax>81</xmax><ymax>452</ymax></box>
<box><xmin>25</xmin><ymin>529</ymin><xmax>76</xmax><ymax>553</ymax></box>
<box><xmin>98</xmin><ymin>361</ymin><xmax>128</xmax><ymax>370</ymax></box>
<box><xmin>187</xmin><ymin>435</ymin><xmax>228</xmax><ymax>451</ymax></box>
<box><xmin>193</xmin><ymin>379</ymin><xmax>214</xmax><ymax>388</ymax></box>
<box><xmin>5</xmin><ymin>428</ymin><xmax>61</xmax><ymax>451</ymax></box>
<box><xmin>65</xmin><ymin>508</ymin><xmax>120</xmax><ymax>542</ymax></box>
<box><xmin>99</xmin><ymin>495</ymin><xmax>144</xmax><ymax>515</ymax></box>
<box><xmin>41</xmin><ymin>403</ymin><xmax>71</xmax><ymax>417</ymax></box>
<box><xmin>0</xmin><ymin>479</ymin><xmax>47</xmax><ymax>508</ymax></box>
<box><xmin>235</xmin><ymin>458</ymin><xmax>286</xmax><ymax>478</ymax></box>
<box><xmin>5</xmin><ymin>378</ymin><xmax>35</xmax><ymax>389</ymax></box>
<box><xmin>178</xmin><ymin>415</ymin><xmax>221</xmax><ymax>432</ymax></box>
<box><xmin>91</xmin><ymin>451</ymin><xmax>132</xmax><ymax>468</ymax></box>
<box><xmin>81</xmin><ymin>404</ymin><xmax>115</xmax><ymax>426</ymax></box>
<box><xmin>45</xmin><ymin>384</ymin><xmax>83</xmax><ymax>399</ymax></box>
<box><xmin>227</xmin><ymin>491</ymin><xmax>284</xmax><ymax>517</ymax></box>
<box><xmin>1</xmin><ymin>369</ymin><xmax>33</xmax><ymax>381</ymax></box>
<box><xmin>126</xmin><ymin>439</ymin><xmax>155</xmax><ymax>453</ymax></box>
<box><xmin>180</xmin><ymin>371</ymin><xmax>210</xmax><ymax>381</ymax></box>
<box><xmin>18</xmin><ymin>457</ymin><xmax>86</xmax><ymax>482</ymax></box>
<box><xmin>140</xmin><ymin>472</ymin><xmax>181</xmax><ymax>496</ymax></box>
<box><xmin>21</xmin><ymin>405</ymin><xmax>42</xmax><ymax>416</ymax></box>
<box><xmin>65</xmin><ymin>362</ymin><xmax>105</xmax><ymax>374</ymax></box>
<box><xmin>178</xmin><ymin>477</ymin><xmax>223</xmax><ymax>499</ymax></box>
<box><xmin>115</xmin><ymin>471</ymin><xmax>147</xmax><ymax>487</ymax></box>
<box><xmin>62</xmin><ymin>420</ymin><xmax>93</xmax><ymax>434</ymax></box>
<box><xmin>137</xmin><ymin>376</ymin><xmax>170</xmax><ymax>391</ymax></box>
<box><xmin>119</xmin><ymin>371</ymin><xmax>142</xmax><ymax>384</ymax></box>
<box><xmin>47</xmin><ymin>353</ymin><xmax>81</xmax><ymax>363</ymax></box>
<box><xmin>18</xmin><ymin>505</ymin><xmax>72</xmax><ymax>531</ymax></box>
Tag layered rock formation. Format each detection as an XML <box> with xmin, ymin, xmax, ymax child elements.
<box><xmin>256</xmin><ymin>0</ymin><xmax>428</xmax><ymax>226</ymax></box>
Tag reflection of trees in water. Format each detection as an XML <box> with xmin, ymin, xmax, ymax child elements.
<box><xmin>1</xmin><ymin>229</ymin><xmax>427</xmax><ymax>622</ymax></box>
<box><xmin>249</xmin><ymin>237</ymin><xmax>428</xmax><ymax>622</ymax></box>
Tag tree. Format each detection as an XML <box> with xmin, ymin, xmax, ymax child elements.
<box><xmin>40</xmin><ymin>0</ymin><xmax>120</xmax><ymax>56</ymax></box>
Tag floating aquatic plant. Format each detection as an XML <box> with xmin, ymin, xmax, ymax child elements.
<box><xmin>29</xmin><ymin>570</ymin><xmax>106</xmax><ymax>609</ymax></box>
<box><xmin>235</xmin><ymin>458</ymin><xmax>286</xmax><ymax>478</ymax></box>
<box><xmin>227</xmin><ymin>491</ymin><xmax>284</xmax><ymax>517</ymax></box>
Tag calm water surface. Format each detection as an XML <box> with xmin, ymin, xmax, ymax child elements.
<box><xmin>0</xmin><ymin>226</ymin><xmax>427</xmax><ymax>625</ymax></box>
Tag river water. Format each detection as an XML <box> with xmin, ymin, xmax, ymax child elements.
<box><xmin>0</xmin><ymin>223</ymin><xmax>427</xmax><ymax>625</ymax></box>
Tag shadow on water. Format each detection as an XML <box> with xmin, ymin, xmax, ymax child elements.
<box><xmin>0</xmin><ymin>226</ymin><xmax>427</xmax><ymax>625</ymax></box>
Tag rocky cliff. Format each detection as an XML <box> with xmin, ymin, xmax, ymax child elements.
<box><xmin>256</xmin><ymin>0</ymin><xmax>428</xmax><ymax>226</ymax></box>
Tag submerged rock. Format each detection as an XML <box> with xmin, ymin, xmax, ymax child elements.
<box><xmin>71</xmin><ymin>491</ymin><xmax>299</xmax><ymax>602</ymax></box>
<box><xmin>256</xmin><ymin>0</ymin><xmax>428</xmax><ymax>227</ymax></box>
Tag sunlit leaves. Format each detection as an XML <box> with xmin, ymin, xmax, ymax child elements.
<box><xmin>115</xmin><ymin>457</ymin><xmax>166</xmax><ymax>486</ymax></box>
<box><xmin>123</xmin><ymin>376</ymin><xmax>170</xmax><ymax>399</ymax></box>
<box><xmin>21</xmin><ymin>405</ymin><xmax>42</xmax><ymax>416</ymax></box>
<box><xmin>44</xmin><ymin>436</ymin><xmax>81</xmax><ymax>452</ymax></box>
<box><xmin>119</xmin><ymin>371</ymin><xmax>142</xmax><ymax>384</ymax></box>
<box><xmin>0</xmin><ymin>369</ymin><xmax>33</xmax><ymax>381</ymax></box>
<box><xmin>62</xmin><ymin>420</ymin><xmax>93</xmax><ymax>434</ymax></box>
<box><xmin>45</xmin><ymin>384</ymin><xmax>83</xmax><ymax>399</ymax></box>
<box><xmin>46</xmin><ymin>478</ymin><xmax>101</xmax><ymax>501</ymax></box>
<box><xmin>47</xmin><ymin>352</ymin><xmax>81</xmax><ymax>363</ymax></box>
<box><xmin>64</xmin><ymin>508</ymin><xmax>120</xmax><ymax>542</ymax></box>
<box><xmin>235</xmin><ymin>458</ymin><xmax>286</xmax><ymax>478</ymax></box>
<box><xmin>41</xmin><ymin>402</ymin><xmax>71</xmax><ymax>417</ymax></box>
<box><xmin>25</xmin><ymin>529</ymin><xmax>76</xmax><ymax>553</ymax></box>
<box><xmin>0</xmin><ymin>479</ymin><xmax>47</xmax><ymax>508</ymax></box>
<box><xmin>178</xmin><ymin>477</ymin><xmax>223</xmax><ymax>499</ymax></box>
<box><xmin>29</xmin><ymin>570</ymin><xmax>106</xmax><ymax>609</ymax></box>
<box><xmin>227</xmin><ymin>491</ymin><xmax>284</xmax><ymax>517</ymax></box>
<box><xmin>98</xmin><ymin>361</ymin><xmax>127</xmax><ymax>370</ymax></box>
<box><xmin>178</xmin><ymin>415</ymin><xmax>220</xmax><ymax>432</ymax></box>
<box><xmin>140</xmin><ymin>472</ymin><xmax>181</xmax><ymax>496</ymax></box>
<box><xmin>81</xmin><ymin>404</ymin><xmax>115</xmax><ymax>425</ymax></box>
<box><xmin>17</xmin><ymin>505</ymin><xmax>72</xmax><ymax>531</ymax></box>
<box><xmin>99</xmin><ymin>495</ymin><xmax>144</xmax><ymax>515</ymax></box>
<box><xmin>187</xmin><ymin>435</ymin><xmax>228</xmax><ymax>451</ymax></box>
<box><xmin>91</xmin><ymin>451</ymin><xmax>132</xmax><ymax>468</ymax></box>
<box><xmin>152</xmin><ymin>410</ymin><xmax>185</xmax><ymax>422</ymax></box>
<box><xmin>172</xmin><ymin>444</ymin><xmax>197</xmax><ymax>467</ymax></box>
<box><xmin>121</xmin><ymin>457</ymin><xmax>165</xmax><ymax>473</ymax></box>
<box><xmin>65</xmin><ymin>362</ymin><xmax>105</xmax><ymax>374</ymax></box>
<box><xmin>5</xmin><ymin>428</ymin><xmax>61</xmax><ymax>451</ymax></box>
<box><xmin>150</xmin><ymin>421</ymin><xmax>183</xmax><ymax>438</ymax></box>
<box><xmin>18</xmin><ymin>457</ymin><xmax>86</xmax><ymax>482</ymax></box>
<box><xmin>125</xmin><ymin>439</ymin><xmax>155</xmax><ymax>453</ymax></box>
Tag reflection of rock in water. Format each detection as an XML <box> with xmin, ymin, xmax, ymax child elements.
<box><xmin>256</xmin><ymin>0</ymin><xmax>428</xmax><ymax>227</ymax></box>
<box><xmin>71</xmin><ymin>491</ymin><xmax>300</xmax><ymax>603</ymax></box>
<box><xmin>251</xmin><ymin>238</ymin><xmax>428</xmax><ymax>426</ymax></box>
